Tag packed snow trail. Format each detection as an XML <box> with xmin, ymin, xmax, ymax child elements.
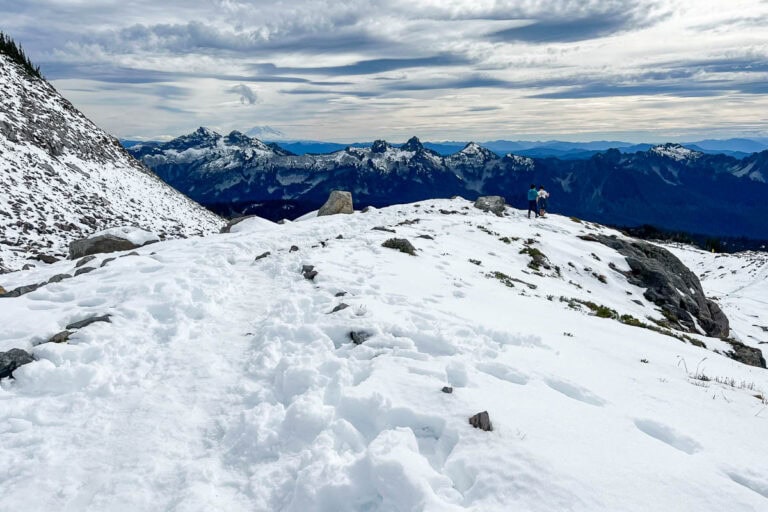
<box><xmin>1</xmin><ymin>199</ymin><xmax>768</xmax><ymax>511</ymax></box>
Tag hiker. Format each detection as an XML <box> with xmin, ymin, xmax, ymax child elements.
<box><xmin>527</xmin><ymin>184</ymin><xmax>539</xmax><ymax>218</ymax></box>
<box><xmin>537</xmin><ymin>185</ymin><xmax>550</xmax><ymax>218</ymax></box>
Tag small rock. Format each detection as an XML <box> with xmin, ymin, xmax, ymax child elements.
<box><xmin>74</xmin><ymin>267</ymin><xmax>96</xmax><ymax>276</ymax></box>
<box><xmin>254</xmin><ymin>251</ymin><xmax>271</xmax><ymax>261</ymax></box>
<box><xmin>66</xmin><ymin>314</ymin><xmax>112</xmax><ymax>330</ymax></box>
<box><xmin>35</xmin><ymin>254</ymin><xmax>59</xmax><ymax>264</ymax></box>
<box><xmin>474</xmin><ymin>196</ymin><xmax>506</xmax><ymax>216</ymax></box>
<box><xmin>372</xmin><ymin>226</ymin><xmax>396</xmax><ymax>233</ymax></box>
<box><xmin>75</xmin><ymin>255</ymin><xmax>97</xmax><ymax>268</ymax></box>
<box><xmin>0</xmin><ymin>286</ymin><xmax>5</xmax><ymax>294</ymax></box>
<box><xmin>100</xmin><ymin>257</ymin><xmax>116</xmax><ymax>268</ymax></box>
<box><xmin>0</xmin><ymin>348</ymin><xmax>35</xmax><ymax>380</ymax></box>
<box><xmin>469</xmin><ymin>411</ymin><xmax>493</xmax><ymax>431</ymax></box>
<box><xmin>48</xmin><ymin>331</ymin><xmax>72</xmax><ymax>344</ymax></box>
<box><xmin>350</xmin><ymin>331</ymin><xmax>372</xmax><ymax>345</ymax></box>
<box><xmin>0</xmin><ymin>283</ymin><xmax>42</xmax><ymax>298</ymax></box>
<box><xmin>382</xmin><ymin>238</ymin><xmax>416</xmax><ymax>256</ymax></box>
<box><xmin>417</xmin><ymin>234</ymin><xmax>434</xmax><ymax>240</ymax></box>
<box><xmin>318</xmin><ymin>190</ymin><xmax>354</xmax><ymax>216</ymax></box>
<box><xmin>441</xmin><ymin>386</ymin><xmax>453</xmax><ymax>394</ymax></box>
<box><xmin>632</xmin><ymin>299</ymin><xmax>644</xmax><ymax>306</ymax></box>
<box><xmin>439</xmin><ymin>209</ymin><xmax>460</xmax><ymax>215</ymax></box>
<box><xmin>22</xmin><ymin>264</ymin><xmax>34</xmax><ymax>270</ymax></box>
<box><xmin>336</xmin><ymin>234</ymin><xmax>344</xmax><ymax>239</ymax></box>
<box><xmin>361</xmin><ymin>206</ymin><xmax>372</xmax><ymax>213</ymax></box>
<box><xmin>335</xmin><ymin>291</ymin><xmax>347</xmax><ymax>297</ymax></box>
<box><xmin>121</xmin><ymin>252</ymin><xmax>140</xmax><ymax>257</ymax></box>
<box><xmin>330</xmin><ymin>303</ymin><xmax>350</xmax><ymax>314</ymax></box>
<box><xmin>289</xmin><ymin>245</ymin><xmax>300</xmax><ymax>252</ymax></box>
<box><xmin>47</xmin><ymin>274</ymin><xmax>72</xmax><ymax>284</ymax></box>
<box><xmin>302</xmin><ymin>265</ymin><xmax>318</xmax><ymax>281</ymax></box>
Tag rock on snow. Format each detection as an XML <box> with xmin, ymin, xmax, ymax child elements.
<box><xmin>1</xmin><ymin>199</ymin><xmax>767</xmax><ymax>511</ymax></box>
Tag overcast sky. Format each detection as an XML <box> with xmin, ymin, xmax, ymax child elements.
<box><xmin>4</xmin><ymin>0</ymin><xmax>768</xmax><ymax>142</ymax></box>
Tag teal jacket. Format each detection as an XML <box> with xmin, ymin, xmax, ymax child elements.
<box><xmin>527</xmin><ymin>189</ymin><xmax>538</xmax><ymax>201</ymax></box>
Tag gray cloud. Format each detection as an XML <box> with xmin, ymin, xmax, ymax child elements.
<box><xmin>230</xmin><ymin>84</ymin><xmax>258</xmax><ymax>104</ymax></box>
<box><xmin>251</xmin><ymin>54</ymin><xmax>471</xmax><ymax>76</ymax></box>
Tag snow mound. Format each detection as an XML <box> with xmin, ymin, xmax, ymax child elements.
<box><xmin>89</xmin><ymin>227</ymin><xmax>160</xmax><ymax>246</ymax></box>
<box><xmin>1</xmin><ymin>199</ymin><xmax>767</xmax><ymax>511</ymax></box>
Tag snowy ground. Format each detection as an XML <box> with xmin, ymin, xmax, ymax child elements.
<box><xmin>1</xmin><ymin>199</ymin><xmax>767</xmax><ymax>511</ymax></box>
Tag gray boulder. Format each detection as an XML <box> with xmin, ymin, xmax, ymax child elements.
<box><xmin>69</xmin><ymin>228</ymin><xmax>158</xmax><ymax>259</ymax></box>
<box><xmin>594</xmin><ymin>235</ymin><xmax>729</xmax><ymax>338</ymax></box>
<box><xmin>0</xmin><ymin>348</ymin><xmax>34</xmax><ymax>379</ymax></box>
<box><xmin>382</xmin><ymin>238</ymin><xmax>417</xmax><ymax>256</ymax></box>
<box><xmin>318</xmin><ymin>191</ymin><xmax>354</xmax><ymax>216</ymax></box>
<box><xmin>69</xmin><ymin>235</ymin><xmax>139</xmax><ymax>259</ymax></box>
<box><xmin>474</xmin><ymin>196</ymin><xmax>506</xmax><ymax>216</ymax></box>
<box><xmin>469</xmin><ymin>411</ymin><xmax>493</xmax><ymax>431</ymax></box>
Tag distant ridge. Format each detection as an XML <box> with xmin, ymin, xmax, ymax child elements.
<box><xmin>128</xmin><ymin>128</ymin><xmax>768</xmax><ymax>239</ymax></box>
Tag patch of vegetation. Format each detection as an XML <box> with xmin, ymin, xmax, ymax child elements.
<box><xmin>519</xmin><ymin>246</ymin><xmax>550</xmax><ymax>271</ymax></box>
<box><xmin>477</xmin><ymin>225</ymin><xmax>499</xmax><ymax>236</ymax></box>
<box><xmin>499</xmin><ymin>236</ymin><xmax>518</xmax><ymax>244</ymax></box>
<box><xmin>0</xmin><ymin>32</ymin><xmax>42</xmax><ymax>78</ymax></box>
<box><xmin>570</xmin><ymin>217</ymin><xmax>582</xmax><ymax>223</ymax></box>
<box><xmin>487</xmin><ymin>271</ymin><xmax>516</xmax><ymax>288</ymax></box>
<box><xmin>593</xmin><ymin>272</ymin><xmax>608</xmax><ymax>284</ymax></box>
<box><xmin>590</xmin><ymin>253</ymin><xmax>601</xmax><ymax>261</ymax></box>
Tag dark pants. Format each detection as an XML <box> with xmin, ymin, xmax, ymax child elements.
<box><xmin>528</xmin><ymin>200</ymin><xmax>538</xmax><ymax>217</ymax></box>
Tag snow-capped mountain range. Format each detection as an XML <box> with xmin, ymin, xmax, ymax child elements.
<box><xmin>0</xmin><ymin>54</ymin><xmax>223</xmax><ymax>272</ymax></box>
<box><xmin>1</xmin><ymin>199</ymin><xmax>767</xmax><ymax>510</ymax></box>
<box><xmin>128</xmin><ymin>129</ymin><xmax>768</xmax><ymax>239</ymax></box>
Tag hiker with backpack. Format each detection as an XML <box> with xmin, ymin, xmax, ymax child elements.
<box><xmin>537</xmin><ymin>185</ymin><xmax>550</xmax><ymax>218</ymax></box>
<box><xmin>527</xmin><ymin>184</ymin><xmax>539</xmax><ymax>218</ymax></box>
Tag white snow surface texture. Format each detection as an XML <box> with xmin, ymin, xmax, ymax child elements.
<box><xmin>0</xmin><ymin>54</ymin><xmax>223</xmax><ymax>272</ymax></box>
<box><xmin>1</xmin><ymin>199</ymin><xmax>767</xmax><ymax>511</ymax></box>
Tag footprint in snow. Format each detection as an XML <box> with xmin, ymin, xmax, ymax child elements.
<box><xmin>634</xmin><ymin>419</ymin><xmax>702</xmax><ymax>455</ymax></box>
<box><xmin>545</xmin><ymin>378</ymin><xmax>606</xmax><ymax>407</ymax></box>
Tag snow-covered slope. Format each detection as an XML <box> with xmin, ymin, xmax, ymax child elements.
<box><xmin>0</xmin><ymin>54</ymin><xmax>223</xmax><ymax>272</ymax></box>
<box><xmin>1</xmin><ymin>199</ymin><xmax>766</xmax><ymax>511</ymax></box>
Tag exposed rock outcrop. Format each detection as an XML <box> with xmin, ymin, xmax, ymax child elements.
<box><xmin>594</xmin><ymin>235</ymin><xmax>729</xmax><ymax>338</ymax></box>
<box><xmin>726</xmin><ymin>340</ymin><xmax>766</xmax><ymax>368</ymax></box>
<box><xmin>318</xmin><ymin>191</ymin><xmax>354</xmax><ymax>216</ymax></box>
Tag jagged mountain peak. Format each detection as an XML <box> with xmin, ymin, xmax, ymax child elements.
<box><xmin>650</xmin><ymin>143</ymin><xmax>702</xmax><ymax>161</ymax></box>
<box><xmin>401</xmin><ymin>136</ymin><xmax>424</xmax><ymax>152</ymax></box>
<box><xmin>370</xmin><ymin>139</ymin><xmax>392</xmax><ymax>153</ymax></box>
